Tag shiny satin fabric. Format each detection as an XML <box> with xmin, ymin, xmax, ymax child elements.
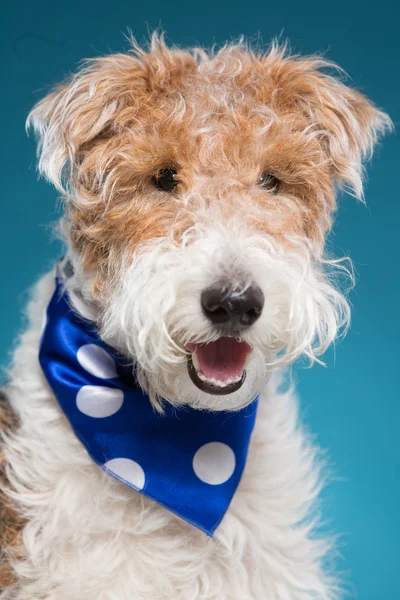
<box><xmin>39</xmin><ymin>264</ymin><xmax>258</xmax><ymax>536</ymax></box>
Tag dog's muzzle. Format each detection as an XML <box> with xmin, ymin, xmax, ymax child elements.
<box><xmin>186</xmin><ymin>282</ymin><xmax>263</xmax><ymax>395</ymax></box>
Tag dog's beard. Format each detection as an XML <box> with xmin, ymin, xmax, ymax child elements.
<box><xmin>99</xmin><ymin>222</ymin><xmax>351</xmax><ymax>411</ymax></box>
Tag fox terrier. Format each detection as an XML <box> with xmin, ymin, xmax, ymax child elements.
<box><xmin>0</xmin><ymin>35</ymin><xmax>391</xmax><ymax>600</ymax></box>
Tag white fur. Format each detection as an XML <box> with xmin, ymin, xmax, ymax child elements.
<box><xmin>98</xmin><ymin>210</ymin><xmax>351</xmax><ymax>411</ymax></box>
<box><xmin>2</xmin><ymin>269</ymin><xmax>340</xmax><ymax>600</ymax></box>
<box><xmin>4</xmin><ymin>36</ymin><xmax>392</xmax><ymax>599</ymax></box>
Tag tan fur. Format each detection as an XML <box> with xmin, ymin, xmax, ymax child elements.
<box><xmin>0</xmin><ymin>36</ymin><xmax>390</xmax><ymax>596</ymax></box>
<box><xmin>28</xmin><ymin>37</ymin><xmax>389</xmax><ymax>299</ymax></box>
<box><xmin>0</xmin><ymin>393</ymin><xmax>22</xmax><ymax>590</ymax></box>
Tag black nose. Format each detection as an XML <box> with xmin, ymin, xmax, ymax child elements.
<box><xmin>201</xmin><ymin>283</ymin><xmax>264</xmax><ymax>331</ymax></box>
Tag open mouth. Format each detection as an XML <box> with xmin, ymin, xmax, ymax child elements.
<box><xmin>187</xmin><ymin>337</ymin><xmax>252</xmax><ymax>395</ymax></box>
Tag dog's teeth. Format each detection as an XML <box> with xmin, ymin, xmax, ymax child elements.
<box><xmin>191</xmin><ymin>352</ymin><xmax>200</xmax><ymax>371</ymax></box>
<box><xmin>195</xmin><ymin>370</ymin><xmax>243</xmax><ymax>388</ymax></box>
<box><xmin>213</xmin><ymin>379</ymin><xmax>224</xmax><ymax>388</ymax></box>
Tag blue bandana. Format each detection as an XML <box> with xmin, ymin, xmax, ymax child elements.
<box><xmin>39</xmin><ymin>263</ymin><xmax>258</xmax><ymax>536</ymax></box>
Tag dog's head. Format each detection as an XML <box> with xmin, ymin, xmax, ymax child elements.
<box><xmin>28</xmin><ymin>36</ymin><xmax>391</xmax><ymax>410</ymax></box>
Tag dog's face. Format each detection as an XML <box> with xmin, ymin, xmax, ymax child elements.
<box><xmin>29</xmin><ymin>37</ymin><xmax>390</xmax><ymax>410</ymax></box>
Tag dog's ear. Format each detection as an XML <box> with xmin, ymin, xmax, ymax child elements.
<box><xmin>27</xmin><ymin>54</ymin><xmax>147</xmax><ymax>194</ymax></box>
<box><xmin>265</xmin><ymin>51</ymin><xmax>393</xmax><ymax>198</ymax></box>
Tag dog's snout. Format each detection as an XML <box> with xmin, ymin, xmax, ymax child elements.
<box><xmin>201</xmin><ymin>283</ymin><xmax>264</xmax><ymax>330</ymax></box>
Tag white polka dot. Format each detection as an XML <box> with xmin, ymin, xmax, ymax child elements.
<box><xmin>76</xmin><ymin>385</ymin><xmax>124</xmax><ymax>418</ymax></box>
<box><xmin>104</xmin><ymin>457</ymin><xmax>145</xmax><ymax>490</ymax></box>
<box><xmin>77</xmin><ymin>344</ymin><xmax>117</xmax><ymax>379</ymax></box>
<box><xmin>193</xmin><ymin>442</ymin><xmax>236</xmax><ymax>485</ymax></box>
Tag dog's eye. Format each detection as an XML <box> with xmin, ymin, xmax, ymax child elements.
<box><xmin>153</xmin><ymin>168</ymin><xmax>180</xmax><ymax>192</ymax></box>
<box><xmin>259</xmin><ymin>172</ymin><xmax>280</xmax><ymax>193</ymax></box>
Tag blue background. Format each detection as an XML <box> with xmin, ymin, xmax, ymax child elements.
<box><xmin>1</xmin><ymin>1</ymin><xmax>399</xmax><ymax>597</ymax></box>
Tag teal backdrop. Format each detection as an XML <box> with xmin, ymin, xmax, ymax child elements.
<box><xmin>1</xmin><ymin>1</ymin><xmax>399</xmax><ymax>597</ymax></box>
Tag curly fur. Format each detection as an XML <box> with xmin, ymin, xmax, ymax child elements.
<box><xmin>0</xmin><ymin>393</ymin><xmax>21</xmax><ymax>591</ymax></box>
<box><xmin>2</xmin><ymin>273</ymin><xmax>337</xmax><ymax>599</ymax></box>
<box><xmin>0</xmin><ymin>35</ymin><xmax>391</xmax><ymax>599</ymax></box>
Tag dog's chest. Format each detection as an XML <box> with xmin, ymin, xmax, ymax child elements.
<box><xmin>2</xmin><ymin>271</ymin><xmax>333</xmax><ymax>600</ymax></box>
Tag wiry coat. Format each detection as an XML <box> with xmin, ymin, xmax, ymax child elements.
<box><xmin>0</xmin><ymin>37</ymin><xmax>391</xmax><ymax>599</ymax></box>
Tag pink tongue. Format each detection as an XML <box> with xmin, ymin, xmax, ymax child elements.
<box><xmin>187</xmin><ymin>338</ymin><xmax>252</xmax><ymax>381</ymax></box>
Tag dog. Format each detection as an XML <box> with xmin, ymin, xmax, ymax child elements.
<box><xmin>0</xmin><ymin>35</ymin><xmax>391</xmax><ymax>599</ymax></box>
